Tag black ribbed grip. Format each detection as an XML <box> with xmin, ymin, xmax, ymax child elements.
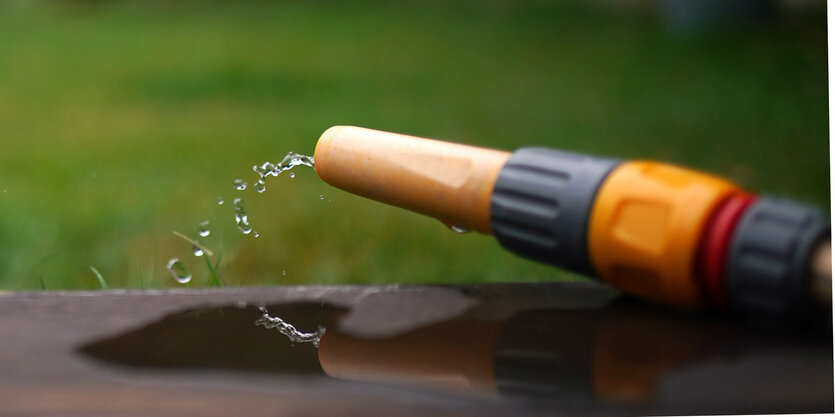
<box><xmin>726</xmin><ymin>196</ymin><xmax>830</xmax><ymax>321</ymax></box>
<box><xmin>490</xmin><ymin>148</ymin><xmax>620</xmax><ymax>275</ymax></box>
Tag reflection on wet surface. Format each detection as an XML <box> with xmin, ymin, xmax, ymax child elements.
<box><xmin>78</xmin><ymin>285</ymin><xmax>833</xmax><ymax>415</ymax></box>
<box><xmin>80</xmin><ymin>303</ymin><xmax>345</xmax><ymax>375</ymax></box>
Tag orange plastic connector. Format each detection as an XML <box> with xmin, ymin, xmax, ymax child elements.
<box><xmin>587</xmin><ymin>162</ymin><xmax>742</xmax><ymax>308</ymax></box>
<box><xmin>314</xmin><ymin>126</ymin><xmax>511</xmax><ymax>234</ymax></box>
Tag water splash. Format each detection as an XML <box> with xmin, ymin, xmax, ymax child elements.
<box><xmin>255</xmin><ymin>306</ymin><xmax>324</xmax><ymax>347</ymax></box>
<box><xmin>233</xmin><ymin>179</ymin><xmax>247</xmax><ymax>191</ymax></box>
<box><xmin>251</xmin><ymin>152</ymin><xmax>314</xmax><ymax>194</ymax></box>
<box><xmin>233</xmin><ymin>198</ymin><xmax>252</xmax><ymax>234</ymax></box>
<box><xmin>166</xmin><ymin>258</ymin><xmax>192</xmax><ymax>284</ymax></box>
<box><xmin>198</xmin><ymin>220</ymin><xmax>210</xmax><ymax>237</ymax></box>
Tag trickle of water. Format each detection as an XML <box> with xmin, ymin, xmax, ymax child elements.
<box><xmin>255</xmin><ymin>306</ymin><xmax>324</xmax><ymax>347</ymax></box>
<box><xmin>192</xmin><ymin>245</ymin><xmax>204</xmax><ymax>257</ymax></box>
<box><xmin>278</xmin><ymin>152</ymin><xmax>314</xmax><ymax>170</ymax></box>
<box><xmin>450</xmin><ymin>225</ymin><xmax>471</xmax><ymax>234</ymax></box>
<box><xmin>289</xmin><ymin>172</ymin><xmax>295</xmax><ymax>179</ymax></box>
<box><xmin>217</xmin><ymin>197</ymin><xmax>224</xmax><ymax>205</ymax></box>
<box><xmin>253</xmin><ymin>162</ymin><xmax>277</xmax><ymax>178</ymax></box>
<box><xmin>233</xmin><ymin>198</ymin><xmax>252</xmax><ymax>234</ymax></box>
<box><xmin>250</xmin><ymin>152</ymin><xmax>314</xmax><ymax>193</ymax></box>
<box><xmin>198</xmin><ymin>220</ymin><xmax>210</xmax><ymax>237</ymax></box>
<box><xmin>233</xmin><ymin>179</ymin><xmax>247</xmax><ymax>191</ymax></box>
<box><xmin>167</xmin><ymin>258</ymin><xmax>192</xmax><ymax>284</ymax></box>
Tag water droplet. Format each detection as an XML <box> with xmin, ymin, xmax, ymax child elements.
<box><xmin>319</xmin><ymin>194</ymin><xmax>325</xmax><ymax>200</ymax></box>
<box><xmin>198</xmin><ymin>220</ymin><xmax>210</xmax><ymax>237</ymax></box>
<box><xmin>253</xmin><ymin>231</ymin><xmax>260</xmax><ymax>237</ymax></box>
<box><xmin>282</xmin><ymin>269</ymin><xmax>287</xmax><ymax>276</ymax></box>
<box><xmin>166</xmin><ymin>258</ymin><xmax>191</xmax><ymax>284</ymax></box>
<box><xmin>289</xmin><ymin>172</ymin><xmax>295</xmax><ymax>179</ymax></box>
<box><xmin>233</xmin><ymin>179</ymin><xmax>247</xmax><ymax>191</ymax></box>
<box><xmin>233</xmin><ymin>198</ymin><xmax>252</xmax><ymax>234</ymax></box>
<box><xmin>450</xmin><ymin>225</ymin><xmax>470</xmax><ymax>234</ymax></box>
<box><xmin>217</xmin><ymin>197</ymin><xmax>224</xmax><ymax>205</ymax></box>
<box><xmin>253</xmin><ymin>179</ymin><xmax>266</xmax><ymax>193</ymax></box>
<box><xmin>192</xmin><ymin>245</ymin><xmax>204</xmax><ymax>257</ymax></box>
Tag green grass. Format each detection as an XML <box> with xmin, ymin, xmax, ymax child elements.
<box><xmin>0</xmin><ymin>1</ymin><xmax>828</xmax><ymax>290</ymax></box>
<box><xmin>89</xmin><ymin>266</ymin><xmax>108</xmax><ymax>289</ymax></box>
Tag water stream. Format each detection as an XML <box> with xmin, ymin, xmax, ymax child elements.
<box><xmin>166</xmin><ymin>152</ymin><xmax>315</xmax><ymax>286</ymax></box>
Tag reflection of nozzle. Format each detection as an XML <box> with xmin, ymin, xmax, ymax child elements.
<box><xmin>314</xmin><ymin>126</ymin><xmax>831</xmax><ymax>321</ymax></box>
<box><xmin>316</xmin><ymin>302</ymin><xmax>833</xmax><ymax>410</ymax></box>
<box><xmin>318</xmin><ymin>318</ymin><xmax>503</xmax><ymax>393</ymax></box>
<box><xmin>314</xmin><ymin>126</ymin><xmax>510</xmax><ymax>234</ymax></box>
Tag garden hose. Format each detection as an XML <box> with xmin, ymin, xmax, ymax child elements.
<box><xmin>314</xmin><ymin>126</ymin><xmax>831</xmax><ymax>321</ymax></box>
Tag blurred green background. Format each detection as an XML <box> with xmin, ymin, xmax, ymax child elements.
<box><xmin>0</xmin><ymin>0</ymin><xmax>828</xmax><ymax>290</ymax></box>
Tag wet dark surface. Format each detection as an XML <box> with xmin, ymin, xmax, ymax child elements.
<box><xmin>67</xmin><ymin>282</ymin><xmax>834</xmax><ymax>416</ymax></box>
<box><xmin>81</xmin><ymin>303</ymin><xmax>344</xmax><ymax>375</ymax></box>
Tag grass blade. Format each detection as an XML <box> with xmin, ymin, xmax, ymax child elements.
<box><xmin>90</xmin><ymin>266</ymin><xmax>108</xmax><ymax>289</ymax></box>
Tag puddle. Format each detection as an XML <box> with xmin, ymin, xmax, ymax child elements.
<box><xmin>79</xmin><ymin>303</ymin><xmax>345</xmax><ymax>375</ymax></box>
<box><xmin>77</xmin><ymin>293</ymin><xmax>833</xmax><ymax>415</ymax></box>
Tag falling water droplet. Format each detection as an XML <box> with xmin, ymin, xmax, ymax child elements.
<box><xmin>253</xmin><ymin>231</ymin><xmax>260</xmax><ymax>237</ymax></box>
<box><xmin>282</xmin><ymin>269</ymin><xmax>287</xmax><ymax>277</ymax></box>
<box><xmin>233</xmin><ymin>179</ymin><xmax>247</xmax><ymax>191</ymax></box>
<box><xmin>166</xmin><ymin>258</ymin><xmax>192</xmax><ymax>284</ymax></box>
<box><xmin>450</xmin><ymin>225</ymin><xmax>471</xmax><ymax>234</ymax></box>
<box><xmin>233</xmin><ymin>198</ymin><xmax>252</xmax><ymax>234</ymax></box>
<box><xmin>217</xmin><ymin>197</ymin><xmax>224</xmax><ymax>205</ymax></box>
<box><xmin>289</xmin><ymin>172</ymin><xmax>295</xmax><ymax>179</ymax></box>
<box><xmin>192</xmin><ymin>245</ymin><xmax>204</xmax><ymax>257</ymax></box>
<box><xmin>253</xmin><ymin>179</ymin><xmax>266</xmax><ymax>193</ymax></box>
<box><xmin>319</xmin><ymin>194</ymin><xmax>325</xmax><ymax>200</ymax></box>
<box><xmin>198</xmin><ymin>220</ymin><xmax>210</xmax><ymax>237</ymax></box>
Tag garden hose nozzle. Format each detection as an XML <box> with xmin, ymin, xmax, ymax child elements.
<box><xmin>314</xmin><ymin>126</ymin><xmax>831</xmax><ymax>321</ymax></box>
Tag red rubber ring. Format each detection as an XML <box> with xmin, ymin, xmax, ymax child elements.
<box><xmin>697</xmin><ymin>193</ymin><xmax>756</xmax><ymax>307</ymax></box>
